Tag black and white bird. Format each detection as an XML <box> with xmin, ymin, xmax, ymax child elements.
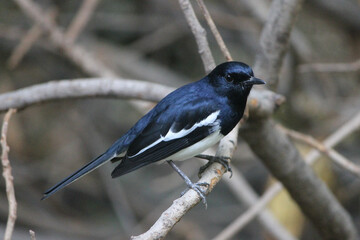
<box><xmin>42</xmin><ymin>61</ymin><xmax>265</xmax><ymax>205</ymax></box>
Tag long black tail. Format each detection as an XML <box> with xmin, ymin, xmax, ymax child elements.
<box><xmin>41</xmin><ymin>150</ymin><xmax>116</xmax><ymax>200</ymax></box>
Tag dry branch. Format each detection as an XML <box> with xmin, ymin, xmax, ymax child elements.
<box><xmin>298</xmin><ymin>59</ymin><xmax>360</xmax><ymax>73</ymax></box>
<box><xmin>254</xmin><ymin>0</ymin><xmax>303</xmax><ymax>87</ymax></box>
<box><xmin>65</xmin><ymin>0</ymin><xmax>99</xmax><ymax>44</ymax></box>
<box><xmin>13</xmin><ymin>0</ymin><xmax>117</xmax><ymax>78</ymax></box>
<box><xmin>212</xmin><ymin>182</ymin><xmax>284</xmax><ymax>240</ymax></box>
<box><xmin>196</xmin><ymin>0</ymin><xmax>232</xmax><ymax>61</ymax></box>
<box><xmin>178</xmin><ymin>0</ymin><xmax>215</xmax><ymax>73</ymax></box>
<box><xmin>1</xmin><ymin>109</ymin><xmax>17</xmax><ymax>240</ymax></box>
<box><xmin>0</xmin><ymin>78</ymin><xmax>172</xmax><ymax>113</ymax></box>
<box><xmin>281</xmin><ymin>126</ymin><xmax>360</xmax><ymax>177</ymax></box>
<box><xmin>7</xmin><ymin>8</ymin><xmax>58</xmax><ymax>69</ymax></box>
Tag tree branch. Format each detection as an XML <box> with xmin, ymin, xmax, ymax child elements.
<box><xmin>65</xmin><ymin>0</ymin><xmax>99</xmax><ymax>44</ymax></box>
<box><xmin>212</xmin><ymin>182</ymin><xmax>284</xmax><ymax>240</ymax></box>
<box><xmin>280</xmin><ymin>126</ymin><xmax>360</xmax><ymax>177</ymax></box>
<box><xmin>254</xmin><ymin>0</ymin><xmax>303</xmax><ymax>87</ymax></box>
<box><xmin>0</xmin><ymin>78</ymin><xmax>173</xmax><ymax>113</ymax></box>
<box><xmin>196</xmin><ymin>0</ymin><xmax>232</xmax><ymax>61</ymax></box>
<box><xmin>13</xmin><ymin>0</ymin><xmax>117</xmax><ymax>78</ymax></box>
<box><xmin>7</xmin><ymin>8</ymin><xmax>58</xmax><ymax>69</ymax></box>
<box><xmin>298</xmin><ymin>59</ymin><xmax>360</xmax><ymax>73</ymax></box>
<box><xmin>1</xmin><ymin>109</ymin><xmax>17</xmax><ymax>240</ymax></box>
<box><xmin>178</xmin><ymin>0</ymin><xmax>215</xmax><ymax>73</ymax></box>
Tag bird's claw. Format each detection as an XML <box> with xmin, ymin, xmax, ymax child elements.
<box><xmin>196</xmin><ymin>155</ymin><xmax>232</xmax><ymax>178</ymax></box>
<box><xmin>181</xmin><ymin>182</ymin><xmax>209</xmax><ymax>208</ymax></box>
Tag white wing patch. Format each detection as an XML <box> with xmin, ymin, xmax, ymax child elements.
<box><xmin>163</xmin><ymin>110</ymin><xmax>220</xmax><ymax>141</ymax></box>
<box><xmin>128</xmin><ymin>110</ymin><xmax>221</xmax><ymax>158</ymax></box>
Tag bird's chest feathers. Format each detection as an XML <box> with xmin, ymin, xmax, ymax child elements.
<box><xmin>160</xmin><ymin>129</ymin><xmax>223</xmax><ymax>163</ymax></box>
<box><xmin>219</xmin><ymin>101</ymin><xmax>245</xmax><ymax>136</ymax></box>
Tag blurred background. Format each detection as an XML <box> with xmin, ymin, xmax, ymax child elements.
<box><xmin>0</xmin><ymin>0</ymin><xmax>360</xmax><ymax>239</ymax></box>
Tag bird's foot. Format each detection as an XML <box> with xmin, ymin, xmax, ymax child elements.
<box><xmin>181</xmin><ymin>182</ymin><xmax>209</xmax><ymax>207</ymax></box>
<box><xmin>196</xmin><ymin>154</ymin><xmax>232</xmax><ymax>178</ymax></box>
<box><xmin>167</xmin><ymin>160</ymin><xmax>209</xmax><ymax>208</ymax></box>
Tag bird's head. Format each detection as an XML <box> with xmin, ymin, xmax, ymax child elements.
<box><xmin>208</xmin><ymin>61</ymin><xmax>265</xmax><ymax>100</ymax></box>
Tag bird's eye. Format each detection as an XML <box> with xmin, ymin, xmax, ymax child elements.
<box><xmin>225</xmin><ymin>74</ymin><xmax>233</xmax><ymax>83</ymax></box>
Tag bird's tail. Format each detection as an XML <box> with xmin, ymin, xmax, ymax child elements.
<box><xmin>41</xmin><ymin>150</ymin><xmax>116</xmax><ymax>200</ymax></box>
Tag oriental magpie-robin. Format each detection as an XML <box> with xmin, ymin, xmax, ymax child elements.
<box><xmin>42</xmin><ymin>61</ymin><xmax>265</xmax><ymax>205</ymax></box>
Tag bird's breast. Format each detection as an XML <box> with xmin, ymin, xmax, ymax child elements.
<box><xmin>158</xmin><ymin>129</ymin><xmax>224</xmax><ymax>163</ymax></box>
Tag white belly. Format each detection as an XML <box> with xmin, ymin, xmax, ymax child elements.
<box><xmin>161</xmin><ymin>130</ymin><xmax>224</xmax><ymax>162</ymax></box>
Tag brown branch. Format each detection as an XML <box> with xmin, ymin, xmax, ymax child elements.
<box><xmin>298</xmin><ymin>59</ymin><xmax>360</xmax><ymax>73</ymax></box>
<box><xmin>13</xmin><ymin>0</ymin><xmax>117</xmax><ymax>78</ymax></box>
<box><xmin>220</xmin><ymin>159</ymin><xmax>296</xmax><ymax>240</ymax></box>
<box><xmin>253</xmin><ymin>0</ymin><xmax>303</xmax><ymax>87</ymax></box>
<box><xmin>65</xmin><ymin>0</ymin><xmax>99</xmax><ymax>44</ymax></box>
<box><xmin>305</xmin><ymin>111</ymin><xmax>360</xmax><ymax>165</ymax></box>
<box><xmin>196</xmin><ymin>0</ymin><xmax>232</xmax><ymax>61</ymax></box>
<box><xmin>6</xmin><ymin>8</ymin><xmax>58</xmax><ymax>69</ymax></box>
<box><xmin>280</xmin><ymin>126</ymin><xmax>360</xmax><ymax>177</ymax></box>
<box><xmin>178</xmin><ymin>0</ymin><xmax>215</xmax><ymax>73</ymax></box>
<box><xmin>212</xmin><ymin>182</ymin><xmax>284</xmax><ymax>240</ymax></box>
<box><xmin>1</xmin><ymin>109</ymin><xmax>17</xmax><ymax>240</ymax></box>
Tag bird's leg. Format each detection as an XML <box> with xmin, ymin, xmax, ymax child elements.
<box><xmin>167</xmin><ymin>160</ymin><xmax>209</xmax><ymax>208</ymax></box>
<box><xmin>195</xmin><ymin>154</ymin><xmax>232</xmax><ymax>178</ymax></box>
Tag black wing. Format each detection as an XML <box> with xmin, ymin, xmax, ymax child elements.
<box><xmin>111</xmin><ymin>99</ymin><xmax>220</xmax><ymax>177</ymax></box>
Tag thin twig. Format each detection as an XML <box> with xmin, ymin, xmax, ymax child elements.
<box><xmin>196</xmin><ymin>0</ymin><xmax>232</xmax><ymax>61</ymax></box>
<box><xmin>7</xmin><ymin>8</ymin><xmax>57</xmax><ymax>69</ymax></box>
<box><xmin>29</xmin><ymin>230</ymin><xmax>36</xmax><ymax>240</ymax></box>
<box><xmin>13</xmin><ymin>0</ymin><xmax>117</xmax><ymax>78</ymax></box>
<box><xmin>65</xmin><ymin>0</ymin><xmax>99</xmax><ymax>44</ymax></box>
<box><xmin>178</xmin><ymin>0</ymin><xmax>215</xmax><ymax>73</ymax></box>
<box><xmin>280</xmin><ymin>126</ymin><xmax>360</xmax><ymax>177</ymax></box>
<box><xmin>298</xmin><ymin>59</ymin><xmax>360</xmax><ymax>73</ymax></box>
<box><xmin>1</xmin><ymin>108</ymin><xmax>17</xmax><ymax>240</ymax></box>
<box><xmin>212</xmin><ymin>182</ymin><xmax>284</xmax><ymax>240</ymax></box>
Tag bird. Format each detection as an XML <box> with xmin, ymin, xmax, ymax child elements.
<box><xmin>42</xmin><ymin>61</ymin><xmax>265</xmax><ymax>205</ymax></box>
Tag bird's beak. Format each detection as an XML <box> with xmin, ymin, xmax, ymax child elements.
<box><xmin>244</xmin><ymin>77</ymin><xmax>266</xmax><ymax>86</ymax></box>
